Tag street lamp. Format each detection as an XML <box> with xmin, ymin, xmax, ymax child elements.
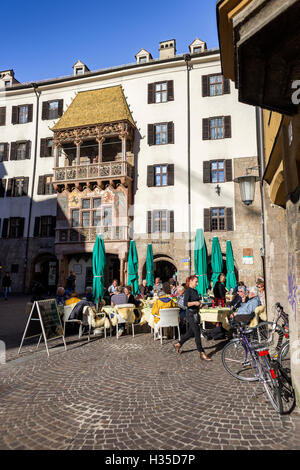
<box><xmin>234</xmin><ymin>167</ymin><xmax>260</xmax><ymax>206</ymax></box>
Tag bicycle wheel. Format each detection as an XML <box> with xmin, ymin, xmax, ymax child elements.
<box><xmin>259</xmin><ymin>360</ymin><xmax>283</xmax><ymax>414</ymax></box>
<box><xmin>251</xmin><ymin>322</ymin><xmax>286</xmax><ymax>356</ymax></box>
<box><xmin>222</xmin><ymin>339</ymin><xmax>259</xmax><ymax>382</ymax></box>
<box><xmin>277</xmin><ymin>364</ymin><xmax>295</xmax><ymax>414</ymax></box>
<box><xmin>278</xmin><ymin>341</ymin><xmax>290</xmax><ymax>369</ymax></box>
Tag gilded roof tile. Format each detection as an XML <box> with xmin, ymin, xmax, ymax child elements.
<box><xmin>52</xmin><ymin>85</ymin><xmax>134</xmax><ymax>130</ymax></box>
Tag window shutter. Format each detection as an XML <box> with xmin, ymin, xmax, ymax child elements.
<box><xmin>37</xmin><ymin>175</ymin><xmax>45</xmax><ymax>195</ymax></box>
<box><xmin>2</xmin><ymin>143</ymin><xmax>9</xmax><ymax>161</ymax></box>
<box><xmin>58</xmin><ymin>99</ymin><xmax>64</xmax><ymax>117</ymax></box>
<box><xmin>167</xmin><ymin>121</ymin><xmax>174</xmax><ymax>144</ymax></box>
<box><xmin>2</xmin><ymin>218</ymin><xmax>9</xmax><ymax>238</ymax></box>
<box><xmin>203</xmin><ymin>161</ymin><xmax>211</xmax><ymax>183</ymax></box>
<box><xmin>18</xmin><ymin>218</ymin><xmax>25</xmax><ymax>238</ymax></box>
<box><xmin>148</xmin><ymin>124</ymin><xmax>154</xmax><ymax>146</ymax></box>
<box><xmin>148</xmin><ymin>83</ymin><xmax>154</xmax><ymax>104</ymax></box>
<box><xmin>22</xmin><ymin>177</ymin><xmax>29</xmax><ymax>196</ymax></box>
<box><xmin>225</xmin><ymin>159</ymin><xmax>233</xmax><ymax>182</ymax></box>
<box><xmin>204</xmin><ymin>208</ymin><xmax>211</xmax><ymax>232</ymax></box>
<box><xmin>147</xmin><ymin>166</ymin><xmax>155</xmax><ymax>187</ymax></box>
<box><xmin>169</xmin><ymin>210</ymin><xmax>174</xmax><ymax>233</ymax></box>
<box><xmin>202</xmin><ymin>118</ymin><xmax>210</xmax><ymax>140</ymax></box>
<box><xmin>167</xmin><ymin>164</ymin><xmax>174</xmax><ymax>186</ymax></box>
<box><xmin>0</xmin><ymin>179</ymin><xmax>6</xmax><ymax>197</ymax></box>
<box><xmin>0</xmin><ymin>107</ymin><xmax>6</xmax><ymax>126</ymax></box>
<box><xmin>224</xmin><ymin>116</ymin><xmax>232</xmax><ymax>138</ymax></box>
<box><xmin>202</xmin><ymin>75</ymin><xmax>209</xmax><ymax>97</ymax></box>
<box><xmin>167</xmin><ymin>81</ymin><xmax>174</xmax><ymax>101</ymax></box>
<box><xmin>26</xmin><ymin>141</ymin><xmax>31</xmax><ymax>159</ymax></box>
<box><xmin>50</xmin><ymin>216</ymin><xmax>56</xmax><ymax>237</ymax></box>
<box><xmin>27</xmin><ymin>104</ymin><xmax>33</xmax><ymax>122</ymax></box>
<box><xmin>42</xmin><ymin>101</ymin><xmax>49</xmax><ymax>120</ymax></box>
<box><xmin>11</xmin><ymin>106</ymin><xmax>18</xmax><ymax>124</ymax></box>
<box><xmin>147</xmin><ymin>211</ymin><xmax>152</xmax><ymax>234</ymax></box>
<box><xmin>40</xmin><ymin>138</ymin><xmax>47</xmax><ymax>158</ymax></box>
<box><xmin>10</xmin><ymin>142</ymin><xmax>16</xmax><ymax>160</ymax></box>
<box><xmin>223</xmin><ymin>78</ymin><xmax>230</xmax><ymax>94</ymax></box>
<box><xmin>34</xmin><ymin>217</ymin><xmax>40</xmax><ymax>237</ymax></box>
<box><xmin>6</xmin><ymin>179</ymin><xmax>13</xmax><ymax>197</ymax></box>
<box><xmin>226</xmin><ymin>208</ymin><xmax>234</xmax><ymax>231</ymax></box>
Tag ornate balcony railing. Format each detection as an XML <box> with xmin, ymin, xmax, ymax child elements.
<box><xmin>53</xmin><ymin>161</ymin><xmax>134</xmax><ymax>183</ymax></box>
<box><xmin>56</xmin><ymin>226</ymin><xmax>130</xmax><ymax>243</ymax></box>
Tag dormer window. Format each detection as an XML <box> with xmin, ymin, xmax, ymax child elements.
<box><xmin>76</xmin><ymin>68</ymin><xmax>84</xmax><ymax>75</ymax></box>
<box><xmin>193</xmin><ymin>46</ymin><xmax>202</xmax><ymax>53</ymax></box>
<box><xmin>135</xmin><ymin>49</ymin><xmax>152</xmax><ymax>64</ymax></box>
<box><xmin>4</xmin><ymin>80</ymin><xmax>11</xmax><ymax>87</ymax></box>
<box><xmin>189</xmin><ymin>38</ymin><xmax>207</xmax><ymax>55</ymax></box>
<box><xmin>139</xmin><ymin>56</ymin><xmax>147</xmax><ymax>64</ymax></box>
<box><xmin>72</xmin><ymin>60</ymin><xmax>90</xmax><ymax>77</ymax></box>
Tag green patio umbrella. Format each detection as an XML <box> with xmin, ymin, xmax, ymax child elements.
<box><xmin>146</xmin><ymin>244</ymin><xmax>154</xmax><ymax>288</ymax></box>
<box><xmin>226</xmin><ymin>240</ymin><xmax>237</xmax><ymax>290</ymax></box>
<box><xmin>194</xmin><ymin>229</ymin><xmax>209</xmax><ymax>296</ymax></box>
<box><xmin>93</xmin><ymin>234</ymin><xmax>106</xmax><ymax>305</ymax></box>
<box><xmin>211</xmin><ymin>236</ymin><xmax>224</xmax><ymax>288</ymax></box>
<box><xmin>128</xmin><ymin>240</ymin><xmax>139</xmax><ymax>295</ymax></box>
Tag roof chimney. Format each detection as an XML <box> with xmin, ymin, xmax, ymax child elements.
<box><xmin>159</xmin><ymin>39</ymin><xmax>176</xmax><ymax>60</ymax></box>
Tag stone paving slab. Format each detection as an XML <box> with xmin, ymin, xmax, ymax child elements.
<box><xmin>0</xmin><ymin>296</ymin><xmax>300</xmax><ymax>450</ymax></box>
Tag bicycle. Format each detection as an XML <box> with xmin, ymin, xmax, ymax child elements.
<box><xmin>222</xmin><ymin>319</ymin><xmax>294</xmax><ymax>414</ymax></box>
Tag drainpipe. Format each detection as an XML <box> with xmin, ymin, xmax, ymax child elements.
<box><xmin>256</xmin><ymin>106</ymin><xmax>267</xmax><ymax>312</ymax></box>
<box><xmin>23</xmin><ymin>83</ymin><xmax>40</xmax><ymax>292</ymax></box>
<box><xmin>184</xmin><ymin>54</ymin><xmax>192</xmax><ymax>276</ymax></box>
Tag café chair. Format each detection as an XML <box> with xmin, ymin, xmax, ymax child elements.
<box><xmin>155</xmin><ymin>308</ymin><xmax>180</xmax><ymax>346</ymax></box>
<box><xmin>63</xmin><ymin>305</ymin><xmax>90</xmax><ymax>340</ymax></box>
<box><xmin>110</xmin><ymin>304</ymin><xmax>136</xmax><ymax>339</ymax></box>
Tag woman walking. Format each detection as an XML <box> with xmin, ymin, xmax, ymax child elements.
<box><xmin>174</xmin><ymin>275</ymin><xmax>211</xmax><ymax>361</ymax></box>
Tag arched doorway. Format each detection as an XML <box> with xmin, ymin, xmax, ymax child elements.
<box><xmin>207</xmin><ymin>255</ymin><xmax>239</xmax><ymax>285</ymax></box>
<box><xmin>31</xmin><ymin>253</ymin><xmax>58</xmax><ymax>294</ymax></box>
<box><xmin>143</xmin><ymin>254</ymin><xmax>177</xmax><ymax>284</ymax></box>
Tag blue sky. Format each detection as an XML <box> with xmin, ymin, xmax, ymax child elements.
<box><xmin>2</xmin><ymin>0</ymin><xmax>219</xmax><ymax>83</ymax></box>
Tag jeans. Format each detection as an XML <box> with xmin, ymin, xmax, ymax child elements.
<box><xmin>3</xmin><ymin>287</ymin><xmax>9</xmax><ymax>300</ymax></box>
<box><xmin>179</xmin><ymin>310</ymin><xmax>204</xmax><ymax>353</ymax></box>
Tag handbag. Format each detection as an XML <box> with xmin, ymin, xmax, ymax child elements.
<box><xmin>187</xmin><ymin>309</ymin><xmax>200</xmax><ymax>325</ymax></box>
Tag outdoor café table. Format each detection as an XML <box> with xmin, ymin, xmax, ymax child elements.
<box><xmin>199</xmin><ymin>307</ymin><xmax>231</xmax><ymax>331</ymax></box>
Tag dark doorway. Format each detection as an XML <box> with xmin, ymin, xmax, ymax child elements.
<box><xmin>154</xmin><ymin>260</ymin><xmax>176</xmax><ymax>283</ymax></box>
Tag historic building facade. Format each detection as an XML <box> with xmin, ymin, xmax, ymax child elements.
<box><xmin>0</xmin><ymin>38</ymin><xmax>260</xmax><ymax>294</ymax></box>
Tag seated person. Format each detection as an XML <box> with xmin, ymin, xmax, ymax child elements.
<box><xmin>85</xmin><ymin>286</ymin><xmax>94</xmax><ymax>303</ymax></box>
<box><xmin>65</xmin><ymin>291</ymin><xmax>81</xmax><ymax>306</ymax></box>
<box><xmin>151</xmin><ymin>289</ymin><xmax>176</xmax><ymax>339</ymax></box>
<box><xmin>139</xmin><ymin>279</ymin><xmax>152</xmax><ymax>299</ymax></box>
<box><xmin>56</xmin><ymin>286</ymin><xmax>67</xmax><ymax>306</ymax></box>
<box><xmin>124</xmin><ymin>285</ymin><xmax>140</xmax><ymax>307</ymax></box>
<box><xmin>152</xmin><ymin>277</ymin><xmax>163</xmax><ymax>296</ymax></box>
<box><xmin>111</xmin><ymin>286</ymin><xmax>127</xmax><ymax>307</ymax></box>
<box><xmin>69</xmin><ymin>299</ymin><xmax>94</xmax><ymax>321</ymax></box>
<box><xmin>229</xmin><ymin>285</ymin><xmax>248</xmax><ymax>310</ymax></box>
<box><xmin>108</xmin><ymin>279</ymin><xmax>118</xmax><ymax>297</ymax></box>
<box><xmin>256</xmin><ymin>278</ymin><xmax>265</xmax><ymax>307</ymax></box>
<box><xmin>231</xmin><ymin>286</ymin><xmax>261</xmax><ymax>324</ymax></box>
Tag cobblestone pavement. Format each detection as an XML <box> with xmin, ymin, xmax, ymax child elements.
<box><xmin>0</xmin><ymin>296</ymin><xmax>300</xmax><ymax>450</ymax></box>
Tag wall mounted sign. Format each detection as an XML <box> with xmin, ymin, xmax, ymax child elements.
<box><xmin>243</xmin><ymin>248</ymin><xmax>253</xmax><ymax>265</ymax></box>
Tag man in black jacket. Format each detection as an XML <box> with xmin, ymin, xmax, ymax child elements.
<box><xmin>2</xmin><ymin>272</ymin><xmax>12</xmax><ymax>301</ymax></box>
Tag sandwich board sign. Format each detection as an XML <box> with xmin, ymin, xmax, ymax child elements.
<box><xmin>18</xmin><ymin>299</ymin><xmax>67</xmax><ymax>357</ymax></box>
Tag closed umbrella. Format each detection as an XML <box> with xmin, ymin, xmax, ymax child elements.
<box><xmin>128</xmin><ymin>240</ymin><xmax>139</xmax><ymax>295</ymax></box>
<box><xmin>226</xmin><ymin>240</ymin><xmax>237</xmax><ymax>290</ymax></box>
<box><xmin>211</xmin><ymin>236</ymin><xmax>224</xmax><ymax>288</ymax></box>
<box><xmin>93</xmin><ymin>234</ymin><xmax>106</xmax><ymax>306</ymax></box>
<box><xmin>194</xmin><ymin>229</ymin><xmax>209</xmax><ymax>296</ymax></box>
<box><xmin>146</xmin><ymin>244</ymin><xmax>154</xmax><ymax>289</ymax></box>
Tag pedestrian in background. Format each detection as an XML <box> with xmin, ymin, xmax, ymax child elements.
<box><xmin>2</xmin><ymin>272</ymin><xmax>12</xmax><ymax>301</ymax></box>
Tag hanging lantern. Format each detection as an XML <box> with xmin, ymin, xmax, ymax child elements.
<box><xmin>234</xmin><ymin>174</ymin><xmax>260</xmax><ymax>206</ymax></box>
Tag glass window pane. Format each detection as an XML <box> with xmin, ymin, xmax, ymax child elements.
<box><xmin>210</xmin><ymin>128</ymin><xmax>216</xmax><ymax>140</ymax></box>
<box><xmin>82</xmin><ymin>199</ymin><xmax>90</xmax><ymax>209</ymax></box>
<box><xmin>155</xmin><ymin>84</ymin><xmax>161</xmax><ymax>91</ymax></box>
<box><xmin>155</xmin><ymin>175</ymin><xmax>161</xmax><ymax>186</ymax></box>
<box><xmin>103</xmin><ymin>207</ymin><xmax>112</xmax><ymax>226</ymax></box>
<box><xmin>161</xmin><ymin>83</ymin><xmax>167</xmax><ymax>90</ymax></box>
<box><xmin>216</xmin><ymin>75</ymin><xmax>222</xmax><ymax>83</ymax></box>
<box><xmin>219</xmin><ymin>208</ymin><xmax>225</xmax><ymax>217</ymax></box>
<box><xmin>93</xmin><ymin>198</ymin><xmax>101</xmax><ymax>208</ymax></box>
<box><xmin>216</xmin><ymin>84</ymin><xmax>222</xmax><ymax>95</ymax></box>
<box><xmin>72</xmin><ymin>210</ymin><xmax>79</xmax><ymax>227</ymax></box>
<box><xmin>161</xmin><ymin>133</ymin><xmax>167</xmax><ymax>144</ymax></box>
<box><xmin>162</xmin><ymin>174</ymin><xmax>167</xmax><ymax>186</ymax></box>
<box><xmin>155</xmin><ymin>93</ymin><xmax>161</xmax><ymax>103</ymax></box>
<box><xmin>210</xmin><ymin>85</ymin><xmax>216</xmax><ymax>96</ymax></box>
<box><xmin>162</xmin><ymin>91</ymin><xmax>167</xmax><ymax>102</ymax></box>
<box><xmin>209</xmin><ymin>76</ymin><xmax>215</xmax><ymax>84</ymax></box>
<box><xmin>217</xmin><ymin>128</ymin><xmax>224</xmax><ymax>139</ymax></box>
<box><xmin>162</xmin><ymin>166</ymin><xmax>167</xmax><ymax>173</ymax></box>
<box><xmin>82</xmin><ymin>212</ymin><xmax>90</xmax><ymax>227</ymax></box>
<box><xmin>211</xmin><ymin>209</ymin><xmax>218</xmax><ymax>217</ymax></box>
<box><xmin>211</xmin><ymin>162</ymin><xmax>218</xmax><ymax>170</ymax></box>
<box><xmin>218</xmin><ymin>161</ymin><xmax>224</xmax><ymax>169</ymax></box>
<box><xmin>218</xmin><ymin>170</ymin><xmax>225</xmax><ymax>182</ymax></box>
<box><xmin>93</xmin><ymin>210</ymin><xmax>101</xmax><ymax>226</ymax></box>
<box><xmin>155</xmin><ymin>166</ymin><xmax>161</xmax><ymax>174</ymax></box>
<box><xmin>211</xmin><ymin>171</ymin><xmax>218</xmax><ymax>183</ymax></box>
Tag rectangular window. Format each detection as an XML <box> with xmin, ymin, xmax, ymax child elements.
<box><xmin>193</xmin><ymin>47</ymin><xmax>202</xmax><ymax>53</ymax></box>
<box><xmin>93</xmin><ymin>209</ymin><xmax>102</xmax><ymax>227</ymax></box>
<box><xmin>155</xmin><ymin>82</ymin><xmax>167</xmax><ymax>103</ymax></box>
<box><xmin>44</xmin><ymin>175</ymin><xmax>55</xmax><ymax>195</ymax></box>
<box><xmin>154</xmin><ymin>165</ymin><xmax>168</xmax><ymax>186</ymax></box>
<box><xmin>211</xmin><ymin>161</ymin><xmax>225</xmax><ymax>183</ymax></box>
<box><xmin>9</xmin><ymin>218</ymin><xmax>21</xmax><ymax>238</ymax></box>
<box><xmin>47</xmin><ymin>139</ymin><xmax>54</xmax><ymax>157</ymax></box>
<box><xmin>16</xmin><ymin>142</ymin><xmax>27</xmax><ymax>160</ymax></box>
<box><xmin>0</xmin><ymin>143</ymin><xmax>5</xmax><ymax>161</ymax></box>
<box><xmin>82</xmin><ymin>199</ymin><xmax>91</xmax><ymax>209</ymax></box>
<box><xmin>153</xmin><ymin>210</ymin><xmax>168</xmax><ymax>233</ymax></box>
<box><xmin>48</xmin><ymin>101</ymin><xmax>59</xmax><ymax>120</ymax></box>
<box><xmin>209</xmin><ymin>75</ymin><xmax>223</xmax><ymax>96</ymax></box>
<box><xmin>13</xmin><ymin>178</ymin><xmax>25</xmax><ymax>197</ymax></box>
<box><xmin>19</xmin><ymin>105</ymin><xmax>29</xmax><ymax>124</ymax></box>
<box><xmin>103</xmin><ymin>207</ymin><xmax>112</xmax><ymax>226</ymax></box>
<box><xmin>72</xmin><ymin>210</ymin><xmax>80</xmax><ymax>228</ymax></box>
<box><xmin>210</xmin><ymin>117</ymin><xmax>224</xmax><ymax>140</ymax></box>
<box><xmin>211</xmin><ymin>208</ymin><xmax>225</xmax><ymax>231</ymax></box>
<box><xmin>139</xmin><ymin>56</ymin><xmax>147</xmax><ymax>64</ymax></box>
<box><xmin>76</xmin><ymin>68</ymin><xmax>84</xmax><ymax>75</ymax></box>
<box><xmin>93</xmin><ymin>198</ymin><xmax>101</xmax><ymax>208</ymax></box>
<box><xmin>155</xmin><ymin>123</ymin><xmax>168</xmax><ymax>145</ymax></box>
<box><xmin>40</xmin><ymin>216</ymin><xmax>53</xmax><ymax>237</ymax></box>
